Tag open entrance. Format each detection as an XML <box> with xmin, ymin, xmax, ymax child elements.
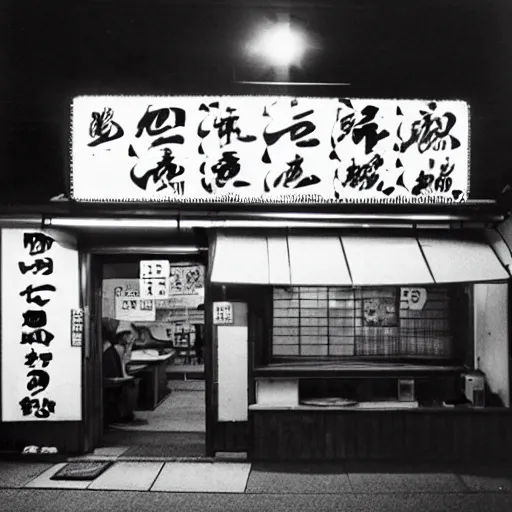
<box><xmin>97</xmin><ymin>254</ymin><xmax>207</xmax><ymax>458</ymax></box>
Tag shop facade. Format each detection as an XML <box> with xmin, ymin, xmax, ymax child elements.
<box><xmin>1</xmin><ymin>95</ymin><xmax>512</xmax><ymax>461</ymax></box>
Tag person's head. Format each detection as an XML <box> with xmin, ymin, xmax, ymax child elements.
<box><xmin>114</xmin><ymin>321</ymin><xmax>136</xmax><ymax>348</ymax></box>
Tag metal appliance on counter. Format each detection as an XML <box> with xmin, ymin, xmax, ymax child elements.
<box><xmin>462</xmin><ymin>370</ymin><xmax>486</xmax><ymax>407</ymax></box>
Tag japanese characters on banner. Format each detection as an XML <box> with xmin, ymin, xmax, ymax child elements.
<box><xmin>71</xmin><ymin>96</ymin><xmax>469</xmax><ymax>204</ymax></box>
<box><xmin>1</xmin><ymin>229</ymin><xmax>82</xmax><ymax>421</ymax></box>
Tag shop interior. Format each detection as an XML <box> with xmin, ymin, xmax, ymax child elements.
<box><xmin>100</xmin><ymin>256</ymin><xmax>206</xmax><ymax>456</ymax></box>
<box><xmin>252</xmin><ymin>283</ymin><xmax>509</xmax><ymax>411</ymax></box>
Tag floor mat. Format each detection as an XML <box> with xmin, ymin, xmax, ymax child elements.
<box><xmin>50</xmin><ymin>461</ymin><xmax>113</xmax><ymax>480</ymax></box>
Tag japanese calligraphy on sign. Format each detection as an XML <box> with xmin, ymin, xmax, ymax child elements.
<box><xmin>1</xmin><ymin>229</ymin><xmax>82</xmax><ymax>421</ymax></box>
<box><xmin>71</xmin><ymin>96</ymin><xmax>469</xmax><ymax>203</ymax></box>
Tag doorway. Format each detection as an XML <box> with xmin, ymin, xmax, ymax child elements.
<box><xmin>96</xmin><ymin>253</ymin><xmax>207</xmax><ymax>457</ymax></box>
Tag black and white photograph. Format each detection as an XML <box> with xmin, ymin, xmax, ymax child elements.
<box><xmin>1</xmin><ymin>0</ymin><xmax>512</xmax><ymax>510</ymax></box>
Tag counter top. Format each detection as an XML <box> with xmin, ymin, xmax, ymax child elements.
<box><xmin>254</xmin><ymin>361</ymin><xmax>465</xmax><ymax>378</ymax></box>
<box><xmin>128</xmin><ymin>349</ymin><xmax>176</xmax><ymax>364</ymax></box>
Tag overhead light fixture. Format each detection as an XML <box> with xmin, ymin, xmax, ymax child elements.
<box><xmin>247</xmin><ymin>21</ymin><xmax>308</xmax><ymax>68</ymax></box>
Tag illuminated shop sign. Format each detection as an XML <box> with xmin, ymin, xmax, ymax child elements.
<box><xmin>1</xmin><ymin>229</ymin><xmax>82</xmax><ymax>421</ymax></box>
<box><xmin>71</xmin><ymin>96</ymin><xmax>469</xmax><ymax>204</ymax></box>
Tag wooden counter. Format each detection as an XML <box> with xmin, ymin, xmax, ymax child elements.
<box><xmin>127</xmin><ymin>350</ymin><xmax>175</xmax><ymax>411</ymax></box>
<box><xmin>249</xmin><ymin>407</ymin><xmax>512</xmax><ymax>462</ymax></box>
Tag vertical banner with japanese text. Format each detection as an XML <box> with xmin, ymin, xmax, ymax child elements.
<box><xmin>71</xmin><ymin>96</ymin><xmax>470</xmax><ymax>204</ymax></box>
<box><xmin>1</xmin><ymin>229</ymin><xmax>82</xmax><ymax>421</ymax></box>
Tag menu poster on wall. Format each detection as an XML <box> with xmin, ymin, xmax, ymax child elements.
<box><xmin>169</xmin><ymin>265</ymin><xmax>204</xmax><ymax>296</ymax></box>
<box><xmin>363</xmin><ymin>297</ymin><xmax>398</xmax><ymax>327</ymax></box>
<box><xmin>1</xmin><ymin>229</ymin><xmax>82</xmax><ymax>421</ymax></box>
<box><xmin>72</xmin><ymin>96</ymin><xmax>469</xmax><ymax>204</ymax></box>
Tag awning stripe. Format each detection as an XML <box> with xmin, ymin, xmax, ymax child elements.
<box><xmin>417</xmin><ymin>235</ymin><xmax>510</xmax><ymax>283</ymax></box>
<box><xmin>287</xmin><ymin>235</ymin><xmax>352</xmax><ymax>286</ymax></box>
<box><xmin>341</xmin><ymin>234</ymin><xmax>434</xmax><ymax>286</ymax></box>
<box><xmin>267</xmin><ymin>235</ymin><xmax>291</xmax><ymax>285</ymax></box>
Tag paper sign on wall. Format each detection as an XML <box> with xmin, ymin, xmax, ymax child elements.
<box><xmin>1</xmin><ymin>229</ymin><xmax>82</xmax><ymax>421</ymax></box>
<box><xmin>70</xmin><ymin>309</ymin><xmax>84</xmax><ymax>347</ymax></box>
<box><xmin>213</xmin><ymin>302</ymin><xmax>233</xmax><ymax>325</ymax></box>
<box><xmin>140</xmin><ymin>277</ymin><xmax>168</xmax><ymax>300</ymax></box>
<box><xmin>140</xmin><ymin>260</ymin><xmax>169</xmax><ymax>279</ymax></box>
<box><xmin>115</xmin><ymin>296</ymin><xmax>156</xmax><ymax>321</ymax></box>
<box><xmin>400</xmin><ymin>287</ymin><xmax>428</xmax><ymax>310</ymax></box>
<box><xmin>71</xmin><ymin>96</ymin><xmax>469</xmax><ymax>204</ymax></box>
<box><xmin>140</xmin><ymin>260</ymin><xmax>169</xmax><ymax>300</ymax></box>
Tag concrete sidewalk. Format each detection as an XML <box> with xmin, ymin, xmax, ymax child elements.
<box><xmin>2</xmin><ymin>459</ymin><xmax>512</xmax><ymax>494</ymax></box>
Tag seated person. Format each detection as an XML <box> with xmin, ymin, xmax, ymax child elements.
<box><xmin>102</xmin><ymin>318</ymin><xmax>147</xmax><ymax>426</ymax></box>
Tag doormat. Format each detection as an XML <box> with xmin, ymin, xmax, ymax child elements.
<box><xmin>50</xmin><ymin>461</ymin><xmax>113</xmax><ymax>481</ymax></box>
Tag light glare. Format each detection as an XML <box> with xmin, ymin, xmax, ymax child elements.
<box><xmin>251</xmin><ymin>23</ymin><xmax>307</xmax><ymax>66</ymax></box>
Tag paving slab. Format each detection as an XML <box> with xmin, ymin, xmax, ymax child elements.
<box><xmin>246</xmin><ymin>463</ymin><xmax>352</xmax><ymax>494</ymax></box>
<box><xmin>151</xmin><ymin>462</ymin><xmax>251</xmax><ymax>493</ymax></box>
<box><xmin>24</xmin><ymin>463</ymin><xmax>92</xmax><ymax>489</ymax></box>
<box><xmin>88</xmin><ymin>461</ymin><xmax>164</xmax><ymax>491</ymax></box>
<box><xmin>0</xmin><ymin>461</ymin><xmax>53</xmax><ymax>488</ymax></box>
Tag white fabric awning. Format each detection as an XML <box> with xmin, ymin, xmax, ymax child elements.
<box><xmin>210</xmin><ymin>230</ymin><xmax>510</xmax><ymax>286</ymax></box>
<box><xmin>211</xmin><ymin>233</ymin><xmax>270</xmax><ymax>284</ymax></box>
<box><xmin>341</xmin><ymin>234</ymin><xmax>434</xmax><ymax>286</ymax></box>
<box><xmin>418</xmin><ymin>234</ymin><xmax>510</xmax><ymax>284</ymax></box>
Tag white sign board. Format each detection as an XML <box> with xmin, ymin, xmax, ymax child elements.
<box><xmin>400</xmin><ymin>287</ymin><xmax>428</xmax><ymax>310</ymax></box>
<box><xmin>217</xmin><ymin>326</ymin><xmax>248</xmax><ymax>421</ymax></box>
<box><xmin>213</xmin><ymin>302</ymin><xmax>234</xmax><ymax>325</ymax></box>
<box><xmin>1</xmin><ymin>229</ymin><xmax>82</xmax><ymax>421</ymax></box>
<box><xmin>71</xmin><ymin>96</ymin><xmax>469</xmax><ymax>204</ymax></box>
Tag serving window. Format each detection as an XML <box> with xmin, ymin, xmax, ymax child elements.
<box><xmin>272</xmin><ymin>286</ymin><xmax>456</xmax><ymax>360</ymax></box>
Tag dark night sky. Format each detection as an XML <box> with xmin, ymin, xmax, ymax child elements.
<box><xmin>1</xmin><ymin>0</ymin><xmax>512</xmax><ymax>204</ymax></box>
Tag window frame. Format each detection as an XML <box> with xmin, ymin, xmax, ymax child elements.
<box><xmin>268</xmin><ymin>284</ymin><xmax>462</xmax><ymax>365</ymax></box>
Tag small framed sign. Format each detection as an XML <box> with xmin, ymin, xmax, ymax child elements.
<box><xmin>71</xmin><ymin>309</ymin><xmax>85</xmax><ymax>347</ymax></box>
<box><xmin>213</xmin><ymin>302</ymin><xmax>233</xmax><ymax>325</ymax></box>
